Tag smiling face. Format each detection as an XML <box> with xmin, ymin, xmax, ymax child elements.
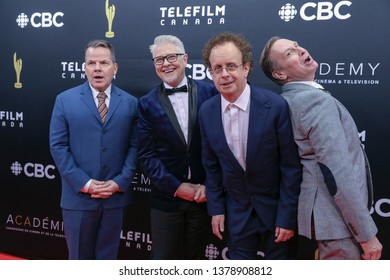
<box><xmin>269</xmin><ymin>39</ymin><xmax>318</xmax><ymax>83</ymax></box>
<box><xmin>153</xmin><ymin>43</ymin><xmax>188</xmax><ymax>87</ymax></box>
<box><xmin>209</xmin><ymin>42</ymin><xmax>250</xmax><ymax>102</ymax></box>
<box><xmin>85</xmin><ymin>46</ymin><xmax>118</xmax><ymax>92</ymax></box>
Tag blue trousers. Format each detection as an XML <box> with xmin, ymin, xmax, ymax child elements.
<box><xmin>62</xmin><ymin>206</ymin><xmax>125</xmax><ymax>259</ymax></box>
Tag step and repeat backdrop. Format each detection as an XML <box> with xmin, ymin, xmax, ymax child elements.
<box><xmin>1</xmin><ymin>0</ymin><xmax>389</xmax><ymax>259</ymax></box>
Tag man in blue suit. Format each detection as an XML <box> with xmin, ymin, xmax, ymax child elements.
<box><xmin>49</xmin><ymin>40</ymin><xmax>138</xmax><ymax>259</ymax></box>
<box><xmin>199</xmin><ymin>32</ymin><xmax>301</xmax><ymax>259</ymax></box>
<box><xmin>138</xmin><ymin>35</ymin><xmax>218</xmax><ymax>259</ymax></box>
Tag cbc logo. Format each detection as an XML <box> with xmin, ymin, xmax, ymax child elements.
<box><xmin>205</xmin><ymin>244</ymin><xmax>220</xmax><ymax>260</ymax></box>
<box><xmin>16</xmin><ymin>12</ymin><xmax>64</xmax><ymax>28</ymax></box>
<box><xmin>186</xmin><ymin>64</ymin><xmax>212</xmax><ymax>80</ymax></box>
<box><xmin>372</xmin><ymin>199</ymin><xmax>390</xmax><ymax>218</ymax></box>
<box><xmin>279</xmin><ymin>3</ymin><xmax>298</xmax><ymax>22</ymax></box>
<box><xmin>279</xmin><ymin>1</ymin><xmax>352</xmax><ymax>22</ymax></box>
<box><xmin>221</xmin><ymin>247</ymin><xmax>265</xmax><ymax>260</ymax></box>
<box><xmin>11</xmin><ymin>161</ymin><xmax>56</xmax><ymax>179</ymax></box>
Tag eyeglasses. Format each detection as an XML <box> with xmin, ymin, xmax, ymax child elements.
<box><xmin>152</xmin><ymin>53</ymin><xmax>184</xmax><ymax>65</ymax></box>
<box><xmin>209</xmin><ymin>64</ymin><xmax>243</xmax><ymax>75</ymax></box>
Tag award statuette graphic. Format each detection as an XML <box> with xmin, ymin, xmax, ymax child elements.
<box><xmin>14</xmin><ymin>52</ymin><xmax>23</xmax><ymax>89</ymax></box>
<box><xmin>105</xmin><ymin>0</ymin><xmax>115</xmax><ymax>38</ymax></box>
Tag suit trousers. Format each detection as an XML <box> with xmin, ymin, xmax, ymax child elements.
<box><xmin>317</xmin><ymin>237</ymin><xmax>362</xmax><ymax>259</ymax></box>
<box><xmin>150</xmin><ymin>200</ymin><xmax>209</xmax><ymax>259</ymax></box>
<box><xmin>62</xmin><ymin>205</ymin><xmax>125</xmax><ymax>259</ymax></box>
<box><xmin>226</xmin><ymin>194</ymin><xmax>296</xmax><ymax>260</ymax></box>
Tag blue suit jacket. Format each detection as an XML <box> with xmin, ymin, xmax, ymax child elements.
<box><xmin>138</xmin><ymin>78</ymin><xmax>218</xmax><ymax>211</ymax></box>
<box><xmin>49</xmin><ymin>81</ymin><xmax>138</xmax><ymax>210</ymax></box>
<box><xmin>199</xmin><ymin>84</ymin><xmax>302</xmax><ymax>231</ymax></box>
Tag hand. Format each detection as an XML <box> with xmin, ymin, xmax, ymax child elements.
<box><xmin>274</xmin><ymin>227</ymin><xmax>294</xmax><ymax>243</ymax></box>
<box><xmin>360</xmin><ymin>236</ymin><xmax>382</xmax><ymax>260</ymax></box>
<box><xmin>211</xmin><ymin>215</ymin><xmax>225</xmax><ymax>240</ymax></box>
<box><xmin>89</xmin><ymin>179</ymin><xmax>120</xmax><ymax>199</ymax></box>
<box><xmin>175</xmin><ymin>182</ymin><xmax>198</xmax><ymax>201</ymax></box>
<box><xmin>194</xmin><ymin>184</ymin><xmax>207</xmax><ymax>203</ymax></box>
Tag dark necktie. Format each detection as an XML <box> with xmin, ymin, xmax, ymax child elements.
<box><xmin>165</xmin><ymin>85</ymin><xmax>188</xmax><ymax>95</ymax></box>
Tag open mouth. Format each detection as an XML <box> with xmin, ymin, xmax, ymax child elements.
<box><xmin>304</xmin><ymin>56</ymin><xmax>312</xmax><ymax>64</ymax></box>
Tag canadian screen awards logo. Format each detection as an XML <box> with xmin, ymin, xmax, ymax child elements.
<box><xmin>105</xmin><ymin>0</ymin><xmax>115</xmax><ymax>38</ymax></box>
<box><xmin>14</xmin><ymin>52</ymin><xmax>23</xmax><ymax>89</ymax></box>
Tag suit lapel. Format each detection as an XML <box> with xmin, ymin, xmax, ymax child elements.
<box><xmin>246</xmin><ymin>89</ymin><xmax>270</xmax><ymax>168</ymax></box>
<box><xmin>157</xmin><ymin>83</ymin><xmax>187</xmax><ymax>145</ymax></box>
<box><xmin>80</xmin><ymin>83</ymin><xmax>102</xmax><ymax>123</ymax></box>
<box><xmin>79</xmin><ymin>82</ymin><xmax>121</xmax><ymax>126</ymax></box>
<box><xmin>187</xmin><ymin>78</ymin><xmax>197</xmax><ymax>149</ymax></box>
<box><xmin>105</xmin><ymin>85</ymin><xmax>121</xmax><ymax>125</ymax></box>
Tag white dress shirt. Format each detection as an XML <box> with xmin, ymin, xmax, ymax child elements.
<box><xmin>221</xmin><ymin>83</ymin><xmax>250</xmax><ymax>170</ymax></box>
<box><xmin>165</xmin><ymin>77</ymin><xmax>191</xmax><ymax>181</ymax></box>
<box><xmin>165</xmin><ymin>77</ymin><xmax>189</xmax><ymax>143</ymax></box>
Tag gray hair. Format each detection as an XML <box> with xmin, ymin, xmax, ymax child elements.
<box><xmin>149</xmin><ymin>35</ymin><xmax>185</xmax><ymax>57</ymax></box>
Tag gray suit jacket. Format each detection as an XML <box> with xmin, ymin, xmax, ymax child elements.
<box><xmin>281</xmin><ymin>82</ymin><xmax>377</xmax><ymax>242</ymax></box>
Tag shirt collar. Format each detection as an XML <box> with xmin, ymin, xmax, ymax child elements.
<box><xmin>287</xmin><ymin>81</ymin><xmax>324</xmax><ymax>89</ymax></box>
<box><xmin>221</xmin><ymin>83</ymin><xmax>250</xmax><ymax>112</ymax></box>
<box><xmin>90</xmin><ymin>83</ymin><xmax>112</xmax><ymax>100</ymax></box>
<box><xmin>164</xmin><ymin>76</ymin><xmax>188</xmax><ymax>90</ymax></box>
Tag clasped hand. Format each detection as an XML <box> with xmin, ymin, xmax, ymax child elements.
<box><xmin>175</xmin><ymin>182</ymin><xmax>206</xmax><ymax>203</ymax></box>
<box><xmin>88</xmin><ymin>179</ymin><xmax>120</xmax><ymax>199</ymax></box>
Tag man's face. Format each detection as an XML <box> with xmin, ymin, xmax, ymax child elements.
<box><xmin>85</xmin><ymin>47</ymin><xmax>117</xmax><ymax>92</ymax></box>
<box><xmin>270</xmin><ymin>39</ymin><xmax>318</xmax><ymax>83</ymax></box>
<box><xmin>209</xmin><ymin>42</ymin><xmax>250</xmax><ymax>102</ymax></box>
<box><xmin>153</xmin><ymin>43</ymin><xmax>188</xmax><ymax>87</ymax></box>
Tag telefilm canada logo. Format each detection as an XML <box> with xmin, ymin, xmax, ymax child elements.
<box><xmin>159</xmin><ymin>4</ymin><xmax>226</xmax><ymax>26</ymax></box>
<box><xmin>61</xmin><ymin>61</ymin><xmax>86</xmax><ymax>80</ymax></box>
<box><xmin>16</xmin><ymin>12</ymin><xmax>64</xmax><ymax>28</ymax></box>
<box><xmin>0</xmin><ymin>111</ymin><xmax>24</xmax><ymax>128</ymax></box>
<box><xmin>278</xmin><ymin>1</ymin><xmax>352</xmax><ymax>22</ymax></box>
<box><xmin>120</xmin><ymin>230</ymin><xmax>152</xmax><ymax>252</ymax></box>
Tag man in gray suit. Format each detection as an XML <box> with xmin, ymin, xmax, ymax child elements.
<box><xmin>260</xmin><ymin>37</ymin><xmax>382</xmax><ymax>260</ymax></box>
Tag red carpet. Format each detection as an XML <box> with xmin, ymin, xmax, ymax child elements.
<box><xmin>0</xmin><ymin>252</ymin><xmax>25</xmax><ymax>260</ymax></box>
